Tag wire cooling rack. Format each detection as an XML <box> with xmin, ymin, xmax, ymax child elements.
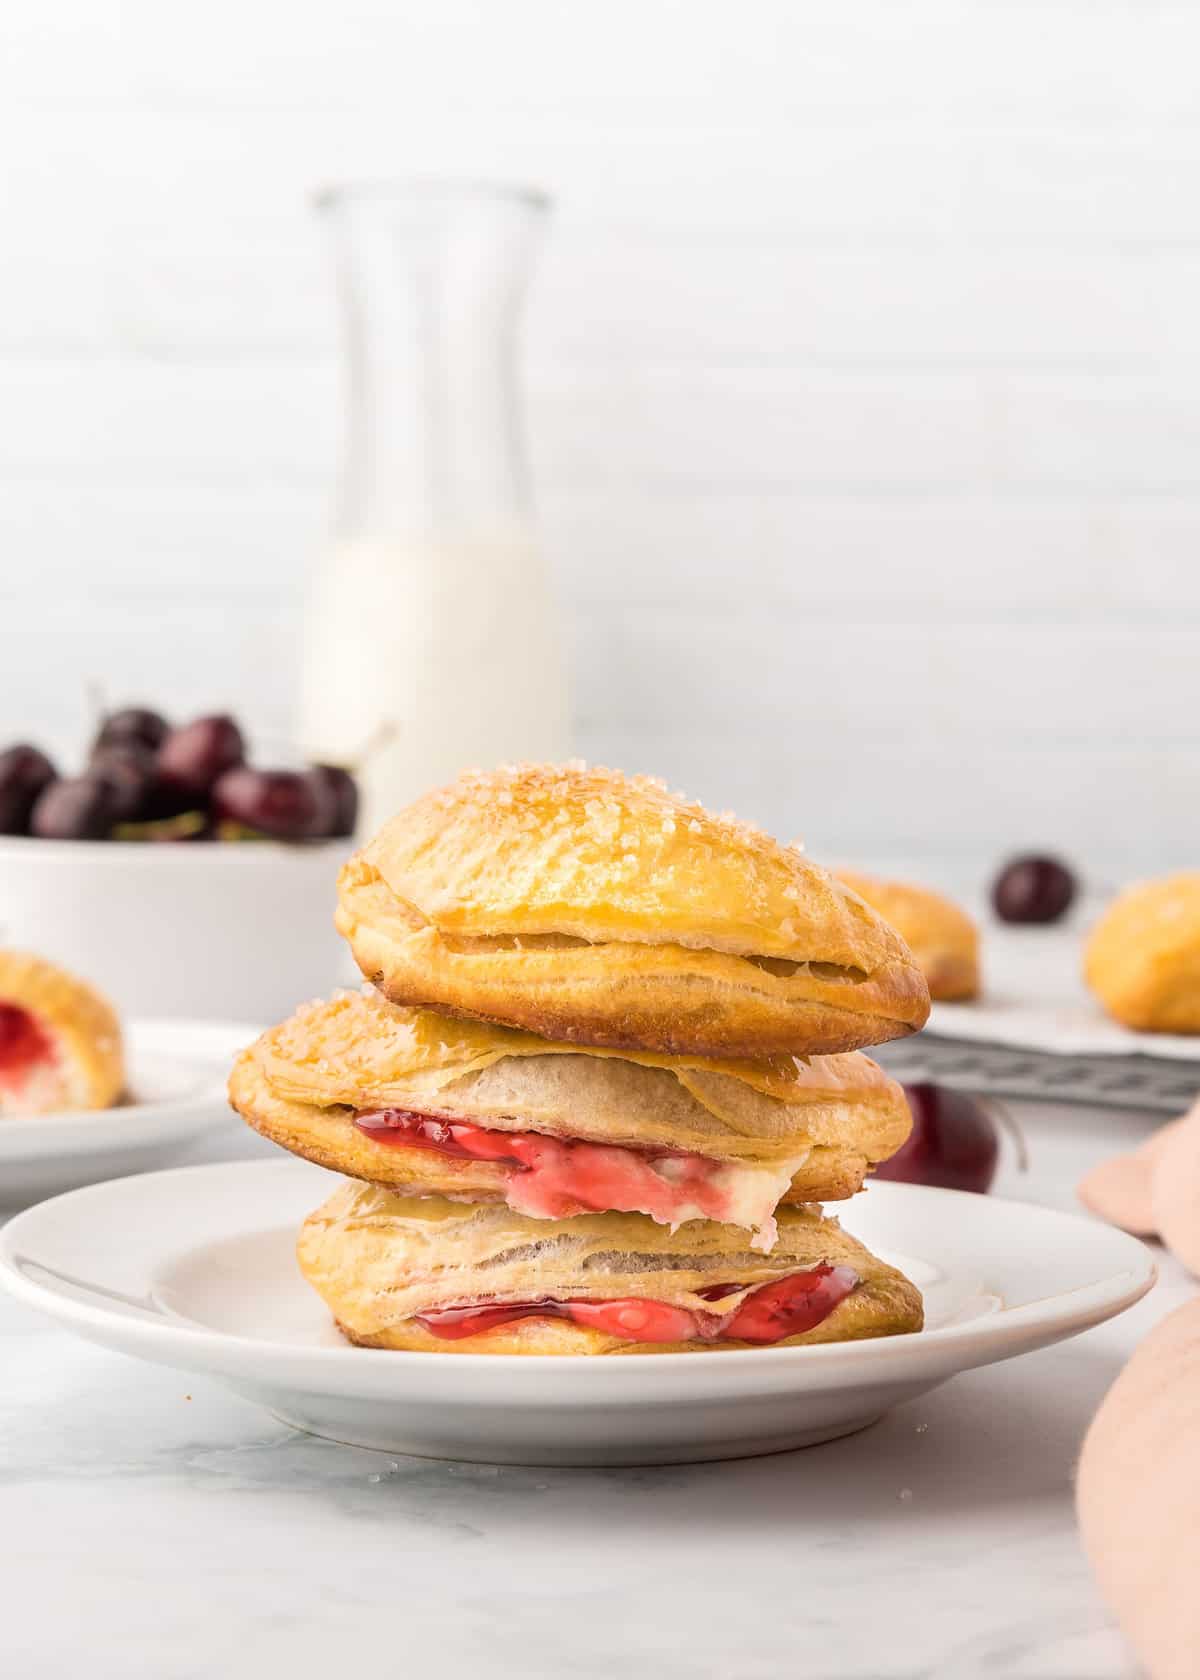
<box><xmin>874</xmin><ymin>1034</ymin><xmax>1200</xmax><ymax>1115</ymax></box>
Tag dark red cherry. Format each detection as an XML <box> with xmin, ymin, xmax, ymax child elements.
<box><xmin>30</xmin><ymin>775</ymin><xmax>121</xmax><ymax>841</ymax></box>
<box><xmin>90</xmin><ymin>747</ymin><xmax>156</xmax><ymax>823</ymax></box>
<box><xmin>992</xmin><ymin>855</ymin><xmax>1077</xmax><ymax>925</ymax></box>
<box><xmin>94</xmin><ymin>706</ymin><xmax>169</xmax><ymax>755</ymax></box>
<box><xmin>157</xmin><ymin>715</ymin><xmax>245</xmax><ymax>798</ymax></box>
<box><xmin>92</xmin><ymin>741</ymin><xmax>199</xmax><ymax>825</ymax></box>
<box><xmin>874</xmin><ymin>1082</ymin><xmax>1000</xmax><ymax>1195</ymax></box>
<box><xmin>91</xmin><ymin>738</ymin><xmax>155</xmax><ymax>774</ymax></box>
<box><xmin>307</xmin><ymin>764</ymin><xmax>358</xmax><ymax>837</ymax></box>
<box><xmin>0</xmin><ymin>744</ymin><xmax>57</xmax><ymax>834</ymax></box>
<box><xmin>212</xmin><ymin>766</ymin><xmax>333</xmax><ymax>841</ymax></box>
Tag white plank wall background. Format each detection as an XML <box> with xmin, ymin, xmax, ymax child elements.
<box><xmin>2</xmin><ymin>2</ymin><xmax>1199</xmax><ymax>890</ymax></box>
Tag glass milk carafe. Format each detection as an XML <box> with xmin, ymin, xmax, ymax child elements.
<box><xmin>299</xmin><ymin>182</ymin><xmax>568</xmax><ymax>837</ymax></box>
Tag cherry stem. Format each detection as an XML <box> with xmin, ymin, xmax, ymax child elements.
<box><xmin>86</xmin><ymin>679</ymin><xmax>108</xmax><ymax>728</ymax></box>
<box><xmin>348</xmin><ymin>719</ymin><xmax>399</xmax><ymax>772</ymax></box>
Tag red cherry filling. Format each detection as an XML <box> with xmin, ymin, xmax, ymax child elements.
<box><xmin>708</xmin><ymin>1268</ymin><xmax>855</xmax><ymax>1343</ymax></box>
<box><xmin>354</xmin><ymin>1108</ymin><xmax>744</xmax><ymax>1227</ymax></box>
<box><xmin>355</xmin><ymin>1109</ymin><xmax>517</xmax><ymax>1162</ymax></box>
<box><xmin>414</xmin><ymin>1296</ymin><xmax>701</xmax><ymax>1344</ymax></box>
<box><xmin>0</xmin><ymin>1003</ymin><xmax>56</xmax><ymax>1092</ymax></box>
<box><xmin>414</xmin><ymin>1264</ymin><xmax>858</xmax><ymax>1345</ymax></box>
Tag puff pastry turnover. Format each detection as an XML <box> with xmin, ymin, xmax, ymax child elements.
<box><xmin>335</xmin><ymin>764</ymin><xmax>930</xmax><ymax>1057</ymax></box>
<box><xmin>0</xmin><ymin>950</ymin><xmax>124</xmax><ymax>1115</ymax></box>
<box><xmin>297</xmin><ymin>1181</ymin><xmax>924</xmax><ymax>1355</ymax></box>
<box><xmin>836</xmin><ymin>870</ymin><xmax>980</xmax><ymax>1002</ymax></box>
<box><xmin>229</xmin><ymin>988</ymin><xmax>913</xmax><ymax>1251</ymax></box>
<box><xmin>1085</xmin><ymin>874</ymin><xmax>1200</xmax><ymax>1034</ymax></box>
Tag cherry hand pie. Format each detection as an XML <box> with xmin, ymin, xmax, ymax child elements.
<box><xmin>1085</xmin><ymin>873</ymin><xmax>1200</xmax><ymax>1034</ymax></box>
<box><xmin>296</xmin><ymin>1180</ymin><xmax>924</xmax><ymax>1355</ymax></box>
<box><xmin>0</xmin><ymin>950</ymin><xmax>124</xmax><ymax>1116</ymax></box>
<box><xmin>230</xmin><ymin>760</ymin><xmax>927</xmax><ymax>1360</ymax></box>
<box><xmin>229</xmin><ymin>988</ymin><xmax>913</xmax><ymax>1252</ymax></box>
<box><xmin>335</xmin><ymin>764</ymin><xmax>930</xmax><ymax>1058</ymax></box>
<box><xmin>836</xmin><ymin>870</ymin><xmax>980</xmax><ymax>1002</ymax></box>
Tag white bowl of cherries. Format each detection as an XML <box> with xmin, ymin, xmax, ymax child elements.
<box><xmin>0</xmin><ymin>708</ymin><xmax>358</xmax><ymax>1022</ymax></box>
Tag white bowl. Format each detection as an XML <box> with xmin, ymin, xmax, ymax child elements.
<box><xmin>0</xmin><ymin>1161</ymin><xmax>1157</xmax><ymax>1465</ymax></box>
<box><xmin>0</xmin><ymin>835</ymin><xmax>352</xmax><ymax>1021</ymax></box>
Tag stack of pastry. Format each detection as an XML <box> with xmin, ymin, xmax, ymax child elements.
<box><xmin>230</xmin><ymin>764</ymin><xmax>930</xmax><ymax>1355</ymax></box>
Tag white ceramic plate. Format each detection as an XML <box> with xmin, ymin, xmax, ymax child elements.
<box><xmin>929</xmin><ymin>924</ymin><xmax>1200</xmax><ymax>1062</ymax></box>
<box><xmin>0</xmin><ymin>1158</ymin><xmax>1155</xmax><ymax>1466</ymax></box>
<box><xmin>0</xmin><ymin>1020</ymin><xmax>257</xmax><ymax>1204</ymax></box>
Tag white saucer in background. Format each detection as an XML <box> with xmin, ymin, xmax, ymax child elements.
<box><xmin>0</xmin><ymin>1020</ymin><xmax>257</xmax><ymax>1204</ymax></box>
<box><xmin>929</xmin><ymin>924</ymin><xmax>1200</xmax><ymax>1063</ymax></box>
<box><xmin>0</xmin><ymin>1158</ymin><xmax>1155</xmax><ymax>1466</ymax></box>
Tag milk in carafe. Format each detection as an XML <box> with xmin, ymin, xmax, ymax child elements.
<box><xmin>300</xmin><ymin>182</ymin><xmax>567</xmax><ymax>834</ymax></box>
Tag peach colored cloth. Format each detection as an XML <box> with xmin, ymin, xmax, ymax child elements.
<box><xmin>1078</xmin><ymin>1097</ymin><xmax>1200</xmax><ymax>1274</ymax></box>
<box><xmin>1077</xmin><ymin>1097</ymin><xmax>1200</xmax><ymax>1676</ymax></box>
<box><xmin>1078</xmin><ymin>1299</ymin><xmax>1200</xmax><ymax>1680</ymax></box>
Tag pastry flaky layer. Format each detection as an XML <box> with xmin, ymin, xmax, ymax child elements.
<box><xmin>228</xmin><ymin>989</ymin><xmax>913</xmax><ymax>1240</ymax></box>
<box><xmin>835</xmin><ymin>870</ymin><xmax>981</xmax><ymax>1003</ymax></box>
<box><xmin>297</xmin><ymin>1181</ymin><xmax>924</xmax><ymax>1355</ymax></box>
<box><xmin>0</xmin><ymin>949</ymin><xmax>124</xmax><ymax>1115</ymax></box>
<box><xmin>334</xmin><ymin>763</ymin><xmax>930</xmax><ymax>1058</ymax></box>
<box><xmin>1085</xmin><ymin>873</ymin><xmax>1200</xmax><ymax>1034</ymax></box>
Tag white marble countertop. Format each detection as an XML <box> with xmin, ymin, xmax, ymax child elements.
<box><xmin>1</xmin><ymin>1098</ymin><xmax>1184</xmax><ymax>1680</ymax></box>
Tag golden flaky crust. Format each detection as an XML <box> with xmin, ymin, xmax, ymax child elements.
<box><xmin>228</xmin><ymin>989</ymin><xmax>912</xmax><ymax>1204</ymax></box>
<box><xmin>835</xmin><ymin>870</ymin><xmax>981</xmax><ymax>1002</ymax></box>
<box><xmin>0</xmin><ymin>949</ymin><xmax>124</xmax><ymax>1113</ymax></box>
<box><xmin>297</xmin><ymin>1182</ymin><xmax>924</xmax><ymax>1355</ymax></box>
<box><xmin>335</xmin><ymin>764</ymin><xmax>929</xmax><ymax>1057</ymax></box>
<box><xmin>1085</xmin><ymin>874</ymin><xmax>1200</xmax><ymax>1033</ymax></box>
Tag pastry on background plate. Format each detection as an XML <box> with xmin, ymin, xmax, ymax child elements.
<box><xmin>335</xmin><ymin>763</ymin><xmax>930</xmax><ymax>1058</ymax></box>
<box><xmin>1084</xmin><ymin>873</ymin><xmax>1200</xmax><ymax>1034</ymax></box>
<box><xmin>0</xmin><ymin>950</ymin><xmax>124</xmax><ymax>1116</ymax></box>
<box><xmin>229</xmin><ymin>988</ymin><xmax>913</xmax><ymax>1252</ymax></box>
<box><xmin>835</xmin><ymin>870</ymin><xmax>980</xmax><ymax>1002</ymax></box>
<box><xmin>297</xmin><ymin>1180</ymin><xmax>924</xmax><ymax>1355</ymax></box>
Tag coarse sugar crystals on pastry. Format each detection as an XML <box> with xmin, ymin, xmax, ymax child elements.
<box><xmin>295</xmin><ymin>1182</ymin><xmax>925</xmax><ymax>1356</ymax></box>
<box><xmin>334</xmin><ymin>762</ymin><xmax>931</xmax><ymax>1058</ymax></box>
<box><xmin>0</xmin><ymin>949</ymin><xmax>125</xmax><ymax>1116</ymax></box>
<box><xmin>228</xmin><ymin>987</ymin><xmax>915</xmax><ymax>1252</ymax></box>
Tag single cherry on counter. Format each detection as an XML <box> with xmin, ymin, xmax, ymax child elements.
<box><xmin>874</xmin><ymin>1082</ymin><xmax>1000</xmax><ymax>1195</ymax></box>
<box><xmin>991</xmin><ymin>855</ymin><xmax>1077</xmax><ymax>925</ymax></box>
